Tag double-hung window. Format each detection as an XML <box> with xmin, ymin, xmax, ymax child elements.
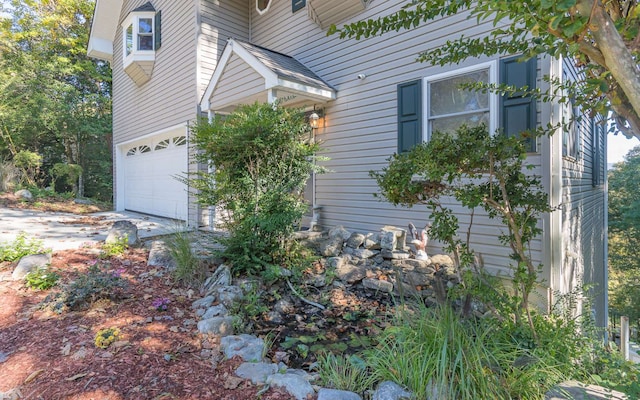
<box><xmin>397</xmin><ymin>56</ymin><xmax>537</xmax><ymax>153</ymax></box>
<box><xmin>424</xmin><ymin>62</ymin><xmax>497</xmax><ymax>140</ymax></box>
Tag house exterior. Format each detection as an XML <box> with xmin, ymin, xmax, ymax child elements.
<box><xmin>88</xmin><ymin>0</ymin><xmax>608</xmax><ymax>326</ymax></box>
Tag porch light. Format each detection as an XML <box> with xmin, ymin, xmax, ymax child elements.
<box><xmin>309</xmin><ymin>111</ymin><xmax>320</xmax><ymax>129</ymax></box>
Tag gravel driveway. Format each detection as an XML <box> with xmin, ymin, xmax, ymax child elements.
<box><xmin>0</xmin><ymin>208</ymin><xmax>184</xmax><ymax>250</ymax></box>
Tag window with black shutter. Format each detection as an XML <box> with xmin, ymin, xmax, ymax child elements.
<box><xmin>499</xmin><ymin>56</ymin><xmax>538</xmax><ymax>152</ymax></box>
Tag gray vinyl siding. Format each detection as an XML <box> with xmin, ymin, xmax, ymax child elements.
<box><xmin>247</xmin><ymin>0</ymin><xmax>544</xmax><ymax>275</ymax></box>
<box><xmin>559</xmin><ymin>58</ymin><xmax>607</xmax><ymax>325</ymax></box>
<box><xmin>198</xmin><ymin>0</ymin><xmax>250</xmax><ymax>96</ymax></box>
<box><xmin>113</xmin><ymin>0</ymin><xmax>198</xmax><ymax>145</ymax></box>
<box><xmin>209</xmin><ymin>54</ymin><xmax>266</xmax><ymax>110</ymax></box>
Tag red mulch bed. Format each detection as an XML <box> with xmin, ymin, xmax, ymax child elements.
<box><xmin>0</xmin><ymin>247</ymin><xmax>296</xmax><ymax>400</ymax></box>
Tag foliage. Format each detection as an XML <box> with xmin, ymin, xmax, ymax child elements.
<box><xmin>0</xmin><ymin>158</ymin><xmax>19</xmax><ymax>191</ymax></box>
<box><xmin>0</xmin><ymin>0</ymin><xmax>113</xmax><ymax>200</ymax></box>
<box><xmin>608</xmin><ymin>146</ymin><xmax>640</xmax><ymax>321</ymax></box>
<box><xmin>371</xmin><ymin>124</ymin><xmax>549</xmax><ymax>325</ymax></box>
<box><xmin>25</xmin><ymin>267</ymin><xmax>60</xmax><ymax>290</ymax></box>
<box><xmin>588</xmin><ymin>346</ymin><xmax>640</xmax><ymax>397</ymax></box>
<box><xmin>99</xmin><ymin>236</ymin><xmax>129</xmax><ymax>258</ymax></box>
<box><xmin>51</xmin><ymin>262</ymin><xmax>128</xmax><ymax>311</ymax></box>
<box><xmin>331</xmin><ymin>0</ymin><xmax>640</xmax><ymax>138</ymax></box>
<box><xmin>165</xmin><ymin>230</ymin><xmax>209</xmax><ymax>286</ymax></box>
<box><xmin>0</xmin><ymin>232</ymin><xmax>46</xmax><ymax>262</ymax></box>
<box><xmin>190</xmin><ymin>102</ymin><xmax>324</xmax><ymax>275</ymax></box>
<box><xmin>50</xmin><ymin>162</ymin><xmax>83</xmax><ymax>195</ymax></box>
<box><xmin>230</xmin><ymin>282</ymin><xmax>269</xmax><ymax>333</ymax></box>
<box><xmin>315</xmin><ymin>353</ymin><xmax>380</xmax><ymax>395</ymax></box>
<box><xmin>94</xmin><ymin>327</ymin><xmax>120</xmax><ymax>349</ymax></box>
<box><xmin>13</xmin><ymin>150</ymin><xmax>42</xmax><ymax>186</ymax></box>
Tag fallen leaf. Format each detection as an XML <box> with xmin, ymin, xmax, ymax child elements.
<box><xmin>223</xmin><ymin>376</ymin><xmax>244</xmax><ymax>389</ymax></box>
<box><xmin>66</xmin><ymin>372</ymin><xmax>88</xmax><ymax>381</ymax></box>
<box><xmin>24</xmin><ymin>369</ymin><xmax>44</xmax><ymax>384</ymax></box>
<box><xmin>60</xmin><ymin>343</ymin><xmax>71</xmax><ymax>356</ymax></box>
<box><xmin>169</xmin><ymin>326</ymin><xmax>179</xmax><ymax>333</ymax></box>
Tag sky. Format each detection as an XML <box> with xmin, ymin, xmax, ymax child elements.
<box><xmin>608</xmin><ymin>133</ymin><xmax>639</xmax><ymax>165</ymax></box>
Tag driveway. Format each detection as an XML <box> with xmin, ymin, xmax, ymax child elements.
<box><xmin>0</xmin><ymin>208</ymin><xmax>185</xmax><ymax>251</ymax></box>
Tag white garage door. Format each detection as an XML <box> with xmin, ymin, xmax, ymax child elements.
<box><xmin>122</xmin><ymin>134</ymin><xmax>188</xmax><ymax>220</ymax></box>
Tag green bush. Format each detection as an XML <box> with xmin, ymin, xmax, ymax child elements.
<box><xmin>13</xmin><ymin>150</ymin><xmax>42</xmax><ymax>186</ymax></box>
<box><xmin>51</xmin><ymin>262</ymin><xmax>128</xmax><ymax>311</ymax></box>
<box><xmin>190</xmin><ymin>102</ymin><xmax>325</xmax><ymax>276</ymax></box>
<box><xmin>99</xmin><ymin>236</ymin><xmax>129</xmax><ymax>258</ymax></box>
<box><xmin>24</xmin><ymin>267</ymin><xmax>60</xmax><ymax>290</ymax></box>
<box><xmin>49</xmin><ymin>163</ymin><xmax>82</xmax><ymax>195</ymax></box>
<box><xmin>0</xmin><ymin>232</ymin><xmax>46</xmax><ymax>262</ymax></box>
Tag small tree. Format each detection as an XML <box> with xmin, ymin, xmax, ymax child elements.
<box><xmin>49</xmin><ymin>162</ymin><xmax>83</xmax><ymax>195</ymax></box>
<box><xmin>13</xmin><ymin>150</ymin><xmax>42</xmax><ymax>186</ymax></box>
<box><xmin>191</xmin><ymin>102</ymin><xmax>324</xmax><ymax>275</ymax></box>
<box><xmin>372</xmin><ymin>124</ymin><xmax>549</xmax><ymax>329</ymax></box>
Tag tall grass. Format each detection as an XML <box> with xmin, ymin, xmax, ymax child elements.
<box><xmin>165</xmin><ymin>229</ymin><xmax>208</xmax><ymax>286</ymax></box>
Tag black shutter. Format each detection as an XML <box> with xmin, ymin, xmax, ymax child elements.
<box><xmin>592</xmin><ymin>119</ymin><xmax>602</xmax><ymax>187</ymax></box>
<box><xmin>500</xmin><ymin>56</ymin><xmax>537</xmax><ymax>151</ymax></box>
<box><xmin>397</xmin><ymin>80</ymin><xmax>422</xmax><ymax>153</ymax></box>
<box><xmin>292</xmin><ymin>0</ymin><xmax>305</xmax><ymax>12</ymax></box>
<box><xmin>154</xmin><ymin>10</ymin><xmax>161</xmax><ymax>50</ymax></box>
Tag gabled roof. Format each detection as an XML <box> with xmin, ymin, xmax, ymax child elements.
<box><xmin>201</xmin><ymin>39</ymin><xmax>336</xmax><ymax>111</ymax></box>
<box><xmin>132</xmin><ymin>2</ymin><xmax>155</xmax><ymax>12</ymax></box>
<box><xmin>87</xmin><ymin>0</ymin><xmax>124</xmax><ymax>62</ymax></box>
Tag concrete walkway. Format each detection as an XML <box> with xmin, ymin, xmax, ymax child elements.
<box><xmin>0</xmin><ymin>208</ymin><xmax>185</xmax><ymax>251</ymax></box>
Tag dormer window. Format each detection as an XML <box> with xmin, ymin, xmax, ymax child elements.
<box><xmin>256</xmin><ymin>0</ymin><xmax>272</xmax><ymax>15</ymax></box>
<box><xmin>121</xmin><ymin>2</ymin><xmax>161</xmax><ymax>86</ymax></box>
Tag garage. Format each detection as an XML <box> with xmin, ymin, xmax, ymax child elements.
<box><xmin>121</xmin><ymin>131</ymin><xmax>189</xmax><ymax>220</ymax></box>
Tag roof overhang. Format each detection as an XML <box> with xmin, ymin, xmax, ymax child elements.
<box><xmin>87</xmin><ymin>0</ymin><xmax>124</xmax><ymax>62</ymax></box>
<box><xmin>200</xmin><ymin>39</ymin><xmax>336</xmax><ymax>112</ymax></box>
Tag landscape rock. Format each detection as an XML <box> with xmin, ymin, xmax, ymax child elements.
<box><xmin>197</xmin><ymin>316</ymin><xmax>234</xmax><ymax>336</ymax></box>
<box><xmin>201</xmin><ymin>264</ymin><xmax>231</xmax><ymax>296</ymax></box>
<box><xmin>373</xmin><ymin>381</ymin><xmax>414</xmax><ymax>400</ymax></box>
<box><xmin>320</xmin><ymin>236</ymin><xmax>344</xmax><ymax>257</ymax></box>
<box><xmin>352</xmin><ymin>248</ymin><xmax>377</xmax><ymax>259</ymax></box>
<box><xmin>192</xmin><ymin>295</ymin><xmax>215</xmax><ymax>310</ymax></box>
<box><xmin>329</xmin><ymin>225</ymin><xmax>351</xmax><ymax>241</ymax></box>
<box><xmin>430</xmin><ymin>254</ymin><xmax>454</xmax><ymax>268</ymax></box>
<box><xmin>274</xmin><ymin>299</ymin><xmax>295</xmax><ymax>314</ymax></box>
<box><xmin>220</xmin><ymin>334</ymin><xmax>264</xmax><ymax>362</ymax></box>
<box><xmin>214</xmin><ymin>285</ymin><xmax>244</xmax><ymax>308</ymax></box>
<box><xmin>326</xmin><ymin>256</ymin><xmax>346</xmax><ymax>269</ymax></box>
<box><xmin>380</xmin><ymin>231</ymin><xmax>397</xmax><ymax>251</ymax></box>
<box><xmin>381</xmin><ymin>250</ymin><xmax>410</xmax><ymax>260</ymax></box>
<box><xmin>105</xmin><ymin>220</ymin><xmax>139</xmax><ymax>246</ymax></box>
<box><xmin>235</xmin><ymin>362</ymin><xmax>278</xmax><ymax>384</ymax></box>
<box><xmin>364</xmin><ymin>232</ymin><xmax>382</xmax><ymax>249</ymax></box>
<box><xmin>335</xmin><ymin>263</ymin><xmax>367</xmax><ymax>284</ymax></box>
<box><xmin>14</xmin><ymin>189</ymin><xmax>32</xmax><ymax>201</ymax></box>
<box><xmin>545</xmin><ymin>380</ymin><xmax>628</xmax><ymax>400</ymax></box>
<box><xmin>147</xmin><ymin>240</ymin><xmax>175</xmax><ymax>269</ymax></box>
<box><xmin>73</xmin><ymin>198</ymin><xmax>93</xmax><ymax>205</ymax></box>
<box><xmin>201</xmin><ymin>304</ymin><xmax>228</xmax><ymax>320</ymax></box>
<box><xmin>12</xmin><ymin>253</ymin><xmax>51</xmax><ymax>281</ymax></box>
<box><xmin>346</xmin><ymin>233</ymin><xmax>366</xmax><ymax>248</ymax></box>
<box><xmin>266</xmin><ymin>373</ymin><xmax>315</xmax><ymax>400</ymax></box>
<box><xmin>362</xmin><ymin>278</ymin><xmax>394</xmax><ymax>293</ymax></box>
<box><xmin>318</xmin><ymin>388</ymin><xmax>362</xmax><ymax>400</ymax></box>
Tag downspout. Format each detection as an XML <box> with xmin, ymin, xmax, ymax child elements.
<box><xmin>207</xmin><ymin>109</ymin><xmax>215</xmax><ymax>230</ymax></box>
<box><xmin>603</xmin><ymin>125</ymin><xmax>609</xmax><ymax>339</ymax></box>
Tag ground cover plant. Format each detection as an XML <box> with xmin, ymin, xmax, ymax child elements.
<box><xmin>0</xmin><ymin>232</ymin><xmax>46</xmax><ymax>262</ymax></box>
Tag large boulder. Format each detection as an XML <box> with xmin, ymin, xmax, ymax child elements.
<box><xmin>14</xmin><ymin>189</ymin><xmax>32</xmax><ymax>201</ymax></box>
<box><xmin>105</xmin><ymin>220</ymin><xmax>139</xmax><ymax>246</ymax></box>
<box><xmin>12</xmin><ymin>253</ymin><xmax>51</xmax><ymax>281</ymax></box>
<box><xmin>266</xmin><ymin>373</ymin><xmax>315</xmax><ymax>400</ymax></box>
<box><xmin>220</xmin><ymin>334</ymin><xmax>265</xmax><ymax>362</ymax></box>
<box><xmin>147</xmin><ymin>240</ymin><xmax>175</xmax><ymax>269</ymax></box>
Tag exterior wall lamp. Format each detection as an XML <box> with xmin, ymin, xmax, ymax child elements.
<box><xmin>308</xmin><ymin>108</ymin><xmax>324</xmax><ymax>130</ymax></box>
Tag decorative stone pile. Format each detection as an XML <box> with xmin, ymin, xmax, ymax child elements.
<box><xmin>301</xmin><ymin>225</ymin><xmax>461</xmax><ymax>306</ymax></box>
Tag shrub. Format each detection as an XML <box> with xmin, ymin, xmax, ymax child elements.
<box><xmin>0</xmin><ymin>232</ymin><xmax>46</xmax><ymax>262</ymax></box>
<box><xmin>49</xmin><ymin>163</ymin><xmax>83</xmax><ymax>195</ymax></box>
<box><xmin>100</xmin><ymin>236</ymin><xmax>129</xmax><ymax>258</ymax></box>
<box><xmin>52</xmin><ymin>262</ymin><xmax>128</xmax><ymax>311</ymax></box>
<box><xmin>190</xmin><ymin>102</ymin><xmax>325</xmax><ymax>275</ymax></box>
<box><xmin>25</xmin><ymin>267</ymin><xmax>60</xmax><ymax>290</ymax></box>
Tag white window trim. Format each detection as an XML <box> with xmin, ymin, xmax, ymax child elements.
<box><xmin>121</xmin><ymin>11</ymin><xmax>156</xmax><ymax>69</ymax></box>
<box><xmin>423</xmin><ymin>61</ymin><xmax>498</xmax><ymax>141</ymax></box>
<box><xmin>256</xmin><ymin>0</ymin><xmax>272</xmax><ymax>15</ymax></box>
